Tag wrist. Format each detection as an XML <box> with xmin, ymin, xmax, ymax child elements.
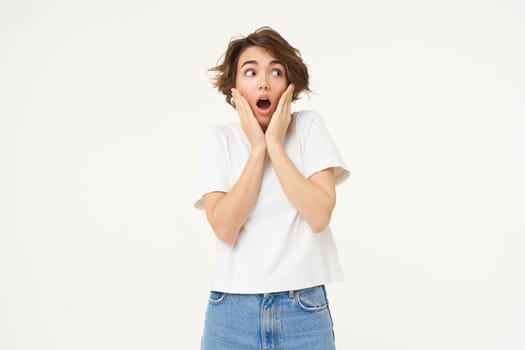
<box><xmin>250</xmin><ymin>144</ymin><xmax>267</xmax><ymax>157</ymax></box>
<box><xmin>266</xmin><ymin>141</ymin><xmax>283</xmax><ymax>155</ymax></box>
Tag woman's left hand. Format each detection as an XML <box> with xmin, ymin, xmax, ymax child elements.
<box><xmin>265</xmin><ymin>84</ymin><xmax>294</xmax><ymax>146</ymax></box>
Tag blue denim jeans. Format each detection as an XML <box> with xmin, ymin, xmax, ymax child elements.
<box><xmin>201</xmin><ymin>285</ymin><xmax>336</xmax><ymax>350</ymax></box>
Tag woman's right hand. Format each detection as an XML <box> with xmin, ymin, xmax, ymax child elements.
<box><xmin>231</xmin><ymin>88</ymin><xmax>266</xmax><ymax>152</ymax></box>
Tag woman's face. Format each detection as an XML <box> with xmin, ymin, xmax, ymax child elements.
<box><xmin>235</xmin><ymin>46</ymin><xmax>289</xmax><ymax>130</ymax></box>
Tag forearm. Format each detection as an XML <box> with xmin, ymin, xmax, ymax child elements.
<box><xmin>267</xmin><ymin>143</ymin><xmax>335</xmax><ymax>233</ymax></box>
<box><xmin>206</xmin><ymin>148</ymin><xmax>266</xmax><ymax>244</ymax></box>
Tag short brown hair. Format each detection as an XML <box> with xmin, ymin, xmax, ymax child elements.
<box><xmin>209</xmin><ymin>27</ymin><xmax>310</xmax><ymax>107</ymax></box>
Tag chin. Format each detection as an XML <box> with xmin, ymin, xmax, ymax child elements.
<box><xmin>256</xmin><ymin>115</ymin><xmax>270</xmax><ymax>124</ymax></box>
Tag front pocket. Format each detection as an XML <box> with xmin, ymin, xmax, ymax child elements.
<box><xmin>295</xmin><ymin>286</ymin><xmax>329</xmax><ymax>312</ymax></box>
<box><xmin>208</xmin><ymin>291</ymin><xmax>226</xmax><ymax>305</ymax></box>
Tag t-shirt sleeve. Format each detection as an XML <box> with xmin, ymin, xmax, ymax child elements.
<box><xmin>194</xmin><ymin>127</ymin><xmax>230</xmax><ymax>209</ymax></box>
<box><xmin>302</xmin><ymin>112</ymin><xmax>350</xmax><ymax>185</ymax></box>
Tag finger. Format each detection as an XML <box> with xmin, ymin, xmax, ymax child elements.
<box><xmin>239</xmin><ymin>96</ymin><xmax>254</xmax><ymax>122</ymax></box>
<box><xmin>231</xmin><ymin>89</ymin><xmax>249</xmax><ymax>118</ymax></box>
<box><xmin>284</xmin><ymin>84</ymin><xmax>294</xmax><ymax>115</ymax></box>
<box><xmin>274</xmin><ymin>85</ymin><xmax>293</xmax><ymax>117</ymax></box>
<box><xmin>283</xmin><ymin>84</ymin><xmax>294</xmax><ymax>103</ymax></box>
<box><xmin>232</xmin><ymin>89</ymin><xmax>259</xmax><ymax>130</ymax></box>
<box><xmin>275</xmin><ymin>88</ymin><xmax>287</xmax><ymax>114</ymax></box>
<box><xmin>231</xmin><ymin>88</ymin><xmax>244</xmax><ymax>110</ymax></box>
<box><xmin>285</xmin><ymin>84</ymin><xmax>294</xmax><ymax>106</ymax></box>
<box><xmin>231</xmin><ymin>88</ymin><xmax>241</xmax><ymax>112</ymax></box>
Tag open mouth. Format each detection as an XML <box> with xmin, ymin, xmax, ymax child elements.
<box><xmin>256</xmin><ymin>98</ymin><xmax>272</xmax><ymax>111</ymax></box>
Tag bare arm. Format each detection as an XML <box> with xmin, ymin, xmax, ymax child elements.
<box><xmin>267</xmin><ymin>143</ymin><xmax>336</xmax><ymax>233</ymax></box>
<box><xmin>265</xmin><ymin>85</ymin><xmax>336</xmax><ymax>232</ymax></box>
<box><xmin>203</xmin><ymin>88</ymin><xmax>266</xmax><ymax>245</ymax></box>
<box><xmin>203</xmin><ymin>148</ymin><xmax>265</xmax><ymax>245</ymax></box>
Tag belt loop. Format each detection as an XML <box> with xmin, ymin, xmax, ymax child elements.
<box><xmin>289</xmin><ymin>290</ymin><xmax>297</xmax><ymax>298</ymax></box>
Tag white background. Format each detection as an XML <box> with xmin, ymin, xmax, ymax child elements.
<box><xmin>1</xmin><ymin>0</ymin><xmax>524</xmax><ymax>349</ymax></box>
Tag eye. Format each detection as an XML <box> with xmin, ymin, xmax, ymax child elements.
<box><xmin>271</xmin><ymin>69</ymin><xmax>282</xmax><ymax>77</ymax></box>
<box><xmin>245</xmin><ymin>69</ymin><xmax>255</xmax><ymax>77</ymax></box>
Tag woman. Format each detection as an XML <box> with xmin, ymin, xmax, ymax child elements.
<box><xmin>195</xmin><ymin>26</ymin><xmax>350</xmax><ymax>350</ymax></box>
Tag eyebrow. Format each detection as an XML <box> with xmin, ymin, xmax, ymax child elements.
<box><xmin>240</xmin><ymin>59</ymin><xmax>284</xmax><ymax>68</ymax></box>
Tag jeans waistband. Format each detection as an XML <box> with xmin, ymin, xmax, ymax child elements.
<box><xmin>262</xmin><ymin>290</ymin><xmax>298</xmax><ymax>298</ymax></box>
<box><xmin>259</xmin><ymin>285</ymin><xmax>324</xmax><ymax>298</ymax></box>
<box><xmin>212</xmin><ymin>285</ymin><xmax>324</xmax><ymax>299</ymax></box>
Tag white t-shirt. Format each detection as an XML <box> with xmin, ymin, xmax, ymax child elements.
<box><xmin>194</xmin><ymin>110</ymin><xmax>350</xmax><ymax>293</ymax></box>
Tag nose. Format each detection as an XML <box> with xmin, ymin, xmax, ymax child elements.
<box><xmin>258</xmin><ymin>78</ymin><xmax>269</xmax><ymax>90</ymax></box>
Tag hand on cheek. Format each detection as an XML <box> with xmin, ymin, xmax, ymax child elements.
<box><xmin>231</xmin><ymin>88</ymin><xmax>266</xmax><ymax>152</ymax></box>
<box><xmin>265</xmin><ymin>84</ymin><xmax>294</xmax><ymax>146</ymax></box>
